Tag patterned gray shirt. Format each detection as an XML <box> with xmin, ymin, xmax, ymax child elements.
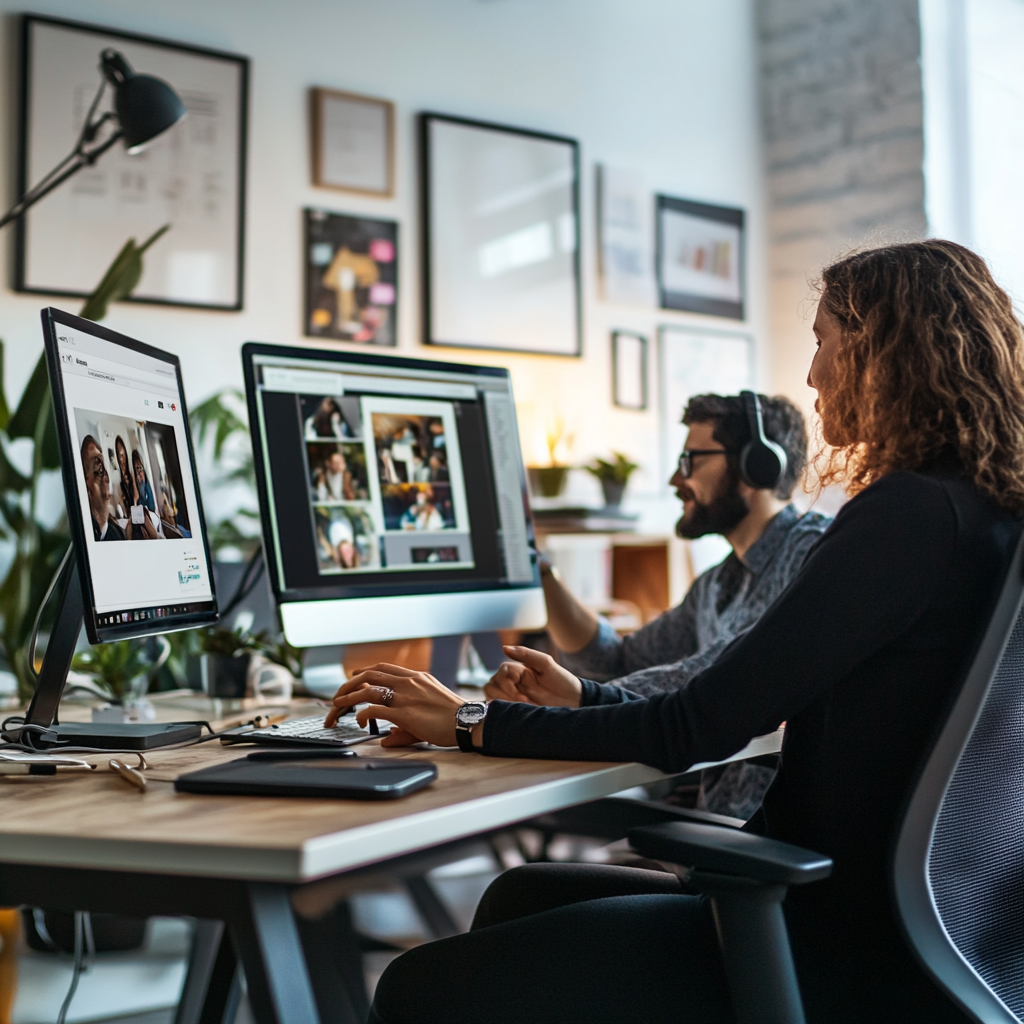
<box><xmin>562</xmin><ymin>505</ymin><xmax>832</xmax><ymax>697</ymax></box>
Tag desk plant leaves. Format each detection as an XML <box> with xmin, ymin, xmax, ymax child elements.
<box><xmin>0</xmin><ymin>226</ymin><xmax>169</xmax><ymax>701</ymax></box>
<box><xmin>189</xmin><ymin>388</ymin><xmax>260</xmax><ymax>557</ymax></box>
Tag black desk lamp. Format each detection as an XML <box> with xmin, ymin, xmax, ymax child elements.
<box><xmin>0</xmin><ymin>48</ymin><xmax>186</xmax><ymax>232</ymax></box>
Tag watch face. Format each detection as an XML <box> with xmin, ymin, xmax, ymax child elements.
<box><xmin>457</xmin><ymin>703</ymin><xmax>487</xmax><ymax>727</ymax></box>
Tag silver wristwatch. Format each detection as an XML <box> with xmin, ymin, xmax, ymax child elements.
<box><xmin>455</xmin><ymin>701</ymin><xmax>487</xmax><ymax>752</ymax></box>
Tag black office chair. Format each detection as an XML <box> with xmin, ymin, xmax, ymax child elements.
<box><xmin>630</xmin><ymin>528</ymin><xmax>1024</xmax><ymax>1024</ymax></box>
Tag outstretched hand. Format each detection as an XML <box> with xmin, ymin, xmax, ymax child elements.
<box><xmin>483</xmin><ymin>646</ymin><xmax>583</xmax><ymax>708</ymax></box>
<box><xmin>325</xmin><ymin>663</ymin><xmax>466</xmax><ymax>747</ymax></box>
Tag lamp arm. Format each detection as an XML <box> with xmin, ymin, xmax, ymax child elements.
<box><xmin>0</xmin><ymin>128</ymin><xmax>123</xmax><ymax>233</ymax></box>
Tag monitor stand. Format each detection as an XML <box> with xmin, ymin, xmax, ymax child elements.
<box><xmin>17</xmin><ymin>559</ymin><xmax>201</xmax><ymax>751</ymax></box>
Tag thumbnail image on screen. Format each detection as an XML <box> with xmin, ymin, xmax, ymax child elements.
<box><xmin>306</xmin><ymin>442</ymin><xmax>369</xmax><ymax>503</ymax></box>
<box><xmin>313</xmin><ymin>505</ymin><xmax>380</xmax><ymax>571</ymax></box>
<box><xmin>75</xmin><ymin>408</ymin><xmax>192</xmax><ymax>543</ymax></box>
<box><xmin>301</xmin><ymin>395</ymin><xmax>363</xmax><ymax>440</ymax></box>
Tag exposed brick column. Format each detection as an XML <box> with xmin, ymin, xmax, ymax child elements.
<box><xmin>757</xmin><ymin>0</ymin><xmax>927</xmax><ymax>413</ymax></box>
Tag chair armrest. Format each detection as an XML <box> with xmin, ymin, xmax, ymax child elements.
<box><xmin>529</xmin><ymin>796</ymin><xmax>744</xmax><ymax>843</ymax></box>
<box><xmin>629</xmin><ymin>822</ymin><xmax>833</xmax><ymax>887</ymax></box>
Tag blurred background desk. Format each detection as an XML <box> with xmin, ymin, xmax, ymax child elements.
<box><xmin>532</xmin><ymin>505</ymin><xmax>692</xmax><ymax>635</ymax></box>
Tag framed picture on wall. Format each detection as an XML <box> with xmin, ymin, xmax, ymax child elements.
<box><xmin>421</xmin><ymin>112</ymin><xmax>582</xmax><ymax>356</ymax></box>
<box><xmin>597</xmin><ymin>165</ymin><xmax>656</xmax><ymax>307</ymax></box>
<box><xmin>310</xmin><ymin>88</ymin><xmax>394</xmax><ymax>197</ymax></box>
<box><xmin>16</xmin><ymin>14</ymin><xmax>248</xmax><ymax>310</ymax></box>
<box><xmin>656</xmin><ymin>195</ymin><xmax>745</xmax><ymax>320</ymax></box>
<box><xmin>612</xmin><ymin>330</ymin><xmax>648</xmax><ymax>410</ymax></box>
<box><xmin>304</xmin><ymin>209</ymin><xmax>398</xmax><ymax>346</ymax></box>
<box><xmin>659</xmin><ymin>325</ymin><xmax>754</xmax><ymax>483</ymax></box>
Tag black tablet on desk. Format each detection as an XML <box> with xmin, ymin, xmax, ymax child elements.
<box><xmin>175</xmin><ymin>751</ymin><xmax>437</xmax><ymax>800</ymax></box>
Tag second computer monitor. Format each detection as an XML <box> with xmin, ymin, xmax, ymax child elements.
<box><xmin>242</xmin><ymin>343</ymin><xmax>546</xmax><ymax>646</ymax></box>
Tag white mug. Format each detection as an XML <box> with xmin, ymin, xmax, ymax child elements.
<box><xmin>247</xmin><ymin>655</ymin><xmax>294</xmax><ymax>704</ymax></box>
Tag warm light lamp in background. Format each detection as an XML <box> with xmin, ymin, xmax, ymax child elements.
<box><xmin>0</xmin><ymin>48</ymin><xmax>186</xmax><ymax>231</ymax></box>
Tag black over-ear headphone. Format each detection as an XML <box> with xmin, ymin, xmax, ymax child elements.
<box><xmin>738</xmin><ymin>391</ymin><xmax>787</xmax><ymax>491</ymax></box>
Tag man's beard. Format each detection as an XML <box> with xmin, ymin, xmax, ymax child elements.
<box><xmin>675</xmin><ymin>480</ymin><xmax>749</xmax><ymax>539</ymax></box>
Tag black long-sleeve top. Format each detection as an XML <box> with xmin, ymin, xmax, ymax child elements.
<box><xmin>482</xmin><ymin>470</ymin><xmax>1022</xmax><ymax>1023</ymax></box>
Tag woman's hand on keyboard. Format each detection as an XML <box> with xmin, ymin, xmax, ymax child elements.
<box><xmin>325</xmin><ymin>663</ymin><xmax>466</xmax><ymax>747</ymax></box>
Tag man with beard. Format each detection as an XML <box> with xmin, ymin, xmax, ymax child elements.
<box><xmin>488</xmin><ymin>393</ymin><xmax>830</xmax><ymax>816</ymax></box>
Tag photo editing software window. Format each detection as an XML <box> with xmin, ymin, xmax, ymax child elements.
<box><xmin>53</xmin><ymin>324</ymin><xmax>214</xmax><ymax>627</ymax></box>
<box><xmin>250</xmin><ymin>354</ymin><xmax>536</xmax><ymax>596</ymax></box>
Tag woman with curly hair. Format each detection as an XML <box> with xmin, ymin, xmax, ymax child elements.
<box><xmin>330</xmin><ymin>240</ymin><xmax>1024</xmax><ymax>1024</ymax></box>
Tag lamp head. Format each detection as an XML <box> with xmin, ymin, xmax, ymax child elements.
<box><xmin>101</xmin><ymin>49</ymin><xmax>186</xmax><ymax>154</ymax></box>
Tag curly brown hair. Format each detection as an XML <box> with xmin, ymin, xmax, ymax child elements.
<box><xmin>815</xmin><ymin>240</ymin><xmax>1024</xmax><ymax>513</ymax></box>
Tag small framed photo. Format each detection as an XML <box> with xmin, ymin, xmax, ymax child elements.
<box><xmin>612</xmin><ymin>331</ymin><xmax>648</xmax><ymax>410</ymax></box>
<box><xmin>305</xmin><ymin>209</ymin><xmax>398</xmax><ymax>346</ymax></box>
<box><xmin>311</xmin><ymin>88</ymin><xmax>394</xmax><ymax>197</ymax></box>
<box><xmin>656</xmin><ymin>195</ymin><xmax>745</xmax><ymax>320</ymax></box>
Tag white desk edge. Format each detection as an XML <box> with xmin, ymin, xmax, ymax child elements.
<box><xmin>0</xmin><ymin>730</ymin><xmax>784</xmax><ymax>883</ymax></box>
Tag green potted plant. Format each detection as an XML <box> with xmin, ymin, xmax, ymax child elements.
<box><xmin>584</xmin><ymin>452</ymin><xmax>640</xmax><ymax>508</ymax></box>
<box><xmin>189</xmin><ymin>388</ymin><xmax>261</xmax><ymax>558</ymax></box>
<box><xmin>528</xmin><ymin>419</ymin><xmax>573</xmax><ymax>498</ymax></box>
<box><xmin>199</xmin><ymin>627</ymin><xmax>263</xmax><ymax>699</ymax></box>
<box><xmin>0</xmin><ymin>226</ymin><xmax>169</xmax><ymax>704</ymax></box>
<box><xmin>71</xmin><ymin>638</ymin><xmax>167</xmax><ymax>720</ymax></box>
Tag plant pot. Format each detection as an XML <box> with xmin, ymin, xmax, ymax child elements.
<box><xmin>528</xmin><ymin>466</ymin><xmax>569</xmax><ymax>498</ymax></box>
<box><xmin>600</xmin><ymin>480</ymin><xmax>626</xmax><ymax>508</ymax></box>
<box><xmin>201</xmin><ymin>652</ymin><xmax>251</xmax><ymax>699</ymax></box>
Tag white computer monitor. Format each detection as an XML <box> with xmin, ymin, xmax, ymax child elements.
<box><xmin>19</xmin><ymin>308</ymin><xmax>218</xmax><ymax>749</ymax></box>
<box><xmin>44</xmin><ymin>307</ymin><xmax>218</xmax><ymax>643</ymax></box>
<box><xmin>242</xmin><ymin>343</ymin><xmax>546</xmax><ymax>646</ymax></box>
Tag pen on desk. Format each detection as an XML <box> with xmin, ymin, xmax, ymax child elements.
<box><xmin>109</xmin><ymin>758</ymin><xmax>147</xmax><ymax>792</ymax></box>
<box><xmin>221</xmin><ymin>711</ymin><xmax>289</xmax><ymax>731</ymax></box>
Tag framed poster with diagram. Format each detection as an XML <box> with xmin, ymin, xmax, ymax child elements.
<box><xmin>16</xmin><ymin>14</ymin><xmax>248</xmax><ymax>310</ymax></box>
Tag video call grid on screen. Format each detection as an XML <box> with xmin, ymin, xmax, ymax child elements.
<box><xmin>246</xmin><ymin>347</ymin><xmax>537</xmax><ymax>602</ymax></box>
<box><xmin>44</xmin><ymin>311</ymin><xmax>216</xmax><ymax>638</ymax></box>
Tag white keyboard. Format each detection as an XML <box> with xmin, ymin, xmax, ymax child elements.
<box><xmin>238</xmin><ymin>715</ymin><xmax>384</xmax><ymax>747</ymax></box>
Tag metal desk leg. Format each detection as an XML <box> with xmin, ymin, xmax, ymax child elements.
<box><xmin>296</xmin><ymin>900</ymin><xmax>369</xmax><ymax>1024</ymax></box>
<box><xmin>403</xmin><ymin>875</ymin><xmax>460</xmax><ymax>939</ymax></box>
<box><xmin>175</xmin><ymin>920</ymin><xmax>240</xmax><ymax>1024</ymax></box>
<box><xmin>230</xmin><ymin>884</ymin><xmax>321</xmax><ymax>1024</ymax></box>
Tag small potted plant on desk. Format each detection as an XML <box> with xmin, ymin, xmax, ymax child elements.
<box><xmin>71</xmin><ymin>637</ymin><xmax>168</xmax><ymax>722</ymax></box>
<box><xmin>199</xmin><ymin>628</ymin><xmax>306</xmax><ymax>703</ymax></box>
<box><xmin>199</xmin><ymin>627</ymin><xmax>263</xmax><ymax>700</ymax></box>
<box><xmin>584</xmin><ymin>452</ymin><xmax>640</xmax><ymax>509</ymax></box>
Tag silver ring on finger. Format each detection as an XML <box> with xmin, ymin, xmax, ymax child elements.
<box><xmin>377</xmin><ymin>687</ymin><xmax>395</xmax><ymax>707</ymax></box>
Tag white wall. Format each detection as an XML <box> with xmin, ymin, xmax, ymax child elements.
<box><xmin>0</xmin><ymin>0</ymin><xmax>766</xmax><ymax>531</ymax></box>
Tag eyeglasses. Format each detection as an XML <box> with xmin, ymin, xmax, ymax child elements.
<box><xmin>676</xmin><ymin>449</ymin><xmax>736</xmax><ymax>479</ymax></box>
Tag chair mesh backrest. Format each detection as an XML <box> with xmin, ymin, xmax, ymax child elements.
<box><xmin>928</xmin><ymin>609</ymin><xmax>1024</xmax><ymax>1018</ymax></box>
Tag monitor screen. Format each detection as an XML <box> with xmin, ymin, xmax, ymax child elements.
<box><xmin>42</xmin><ymin>308</ymin><xmax>218</xmax><ymax>643</ymax></box>
<box><xmin>243</xmin><ymin>343</ymin><xmax>545</xmax><ymax>646</ymax></box>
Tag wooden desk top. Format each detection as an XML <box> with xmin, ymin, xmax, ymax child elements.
<box><xmin>0</xmin><ymin>697</ymin><xmax>782</xmax><ymax>884</ymax></box>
